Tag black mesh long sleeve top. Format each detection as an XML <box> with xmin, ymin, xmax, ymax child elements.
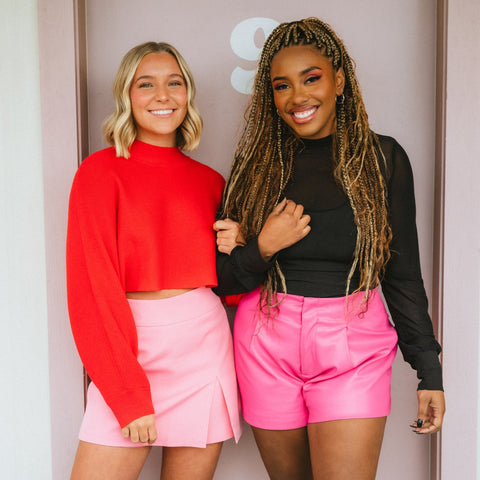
<box><xmin>215</xmin><ymin>134</ymin><xmax>443</xmax><ymax>391</ymax></box>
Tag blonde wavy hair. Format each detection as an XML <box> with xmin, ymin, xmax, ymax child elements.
<box><xmin>103</xmin><ymin>41</ymin><xmax>202</xmax><ymax>158</ymax></box>
<box><xmin>220</xmin><ymin>18</ymin><xmax>392</xmax><ymax>310</ymax></box>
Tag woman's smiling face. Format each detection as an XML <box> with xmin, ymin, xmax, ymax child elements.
<box><xmin>270</xmin><ymin>44</ymin><xmax>345</xmax><ymax>140</ymax></box>
<box><xmin>129</xmin><ymin>52</ymin><xmax>188</xmax><ymax>147</ymax></box>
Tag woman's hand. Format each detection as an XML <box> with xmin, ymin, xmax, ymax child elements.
<box><xmin>121</xmin><ymin>414</ymin><xmax>157</xmax><ymax>444</ymax></box>
<box><xmin>214</xmin><ymin>218</ymin><xmax>246</xmax><ymax>255</ymax></box>
<box><xmin>258</xmin><ymin>198</ymin><xmax>311</xmax><ymax>261</ymax></box>
<box><xmin>411</xmin><ymin>390</ymin><xmax>445</xmax><ymax>434</ymax></box>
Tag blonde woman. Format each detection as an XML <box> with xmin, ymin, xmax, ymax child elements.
<box><xmin>67</xmin><ymin>42</ymin><xmax>241</xmax><ymax>480</ymax></box>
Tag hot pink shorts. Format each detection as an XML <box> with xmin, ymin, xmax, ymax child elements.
<box><xmin>234</xmin><ymin>288</ymin><xmax>398</xmax><ymax>430</ymax></box>
<box><xmin>79</xmin><ymin>287</ymin><xmax>242</xmax><ymax>447</ymax></box>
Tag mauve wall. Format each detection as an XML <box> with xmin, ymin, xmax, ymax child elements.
<box><xmin>85</xmin><ymin>1</ymin><xmax>434</xmax><ymax>479</ymax></box>
<box><xmin>440</xmin><ymin>0</ymin><xmax>480</xmax><ymax>477</ymax></box>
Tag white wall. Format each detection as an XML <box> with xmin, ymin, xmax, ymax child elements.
<box><xmin>0</xmin><ymin>1</ymin><xmax>53</xmax><ymax>478</ymax></box>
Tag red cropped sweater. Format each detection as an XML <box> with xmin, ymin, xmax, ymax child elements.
<box><xmin>66</xmin><ymin>140</ymin><xmax>225</xmax><ymax>427</ymax></box>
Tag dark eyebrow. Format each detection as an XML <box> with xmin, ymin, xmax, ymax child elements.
<box><xmin>301</xmin><ymin>66</ymin><xmax>322</xmax><ymax>75</ymax></box>
<box><xmin>271</xmin><ymin>66</ymin><xmax>322</xmax><ymax>83</ymax></box>
<box><xmin>134</xmin><ymin>75</ymin><xmax>154</xmax><ymax>83</ymax></box>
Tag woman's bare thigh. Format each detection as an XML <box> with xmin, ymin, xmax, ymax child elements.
<box><xmin>70</xmin><ymin>440</ymin><xmax>151</xmax><ymax>480</ymax></box>
<box><xmin>251</xmin><ymin>426</ymin><xmax>313</xmax><ymax>480</ymax></box>
<box><xmin>160</xmin><ymin>442</ymin><xmax>223</xmax><ymax>480</ymax></box>
<box><xmin>308</xmin><ymin>417</ymin><xmax>386</xmax><ymax>480</ymax></box>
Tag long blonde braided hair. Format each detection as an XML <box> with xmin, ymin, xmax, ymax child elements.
<box><xmin>220</xmin><ymin>18</ymin><xmax>392</xmax><ymax>310</ymax></box>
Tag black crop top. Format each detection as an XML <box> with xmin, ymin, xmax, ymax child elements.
<box><xmin>215</xmin><ymin>134</ymin><xmax>442</xmax><ymax>391</ymax></box>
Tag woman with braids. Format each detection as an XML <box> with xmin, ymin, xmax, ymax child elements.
<box><xmin>67</xmin><ymin>42</ymin><xmax>241</xmax><ymax>479</ymax></box>
<box><xmin>214</xmin><ymin>17</ymin><xmax>445</xmax><ymax>480</ymax></box>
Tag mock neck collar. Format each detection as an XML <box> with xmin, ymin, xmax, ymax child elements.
<box><xmin>127</xmin><ymin>140</ymin><xmax>187</xmax><ymax>166</ymax></box>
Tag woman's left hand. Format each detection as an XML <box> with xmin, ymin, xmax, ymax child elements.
<box><xmin>214</xmin><ymin>218</ymin><xmax>246</xmax><ymax>255</ymax></box>
<box><xmin>411</xmin><ymin>390</ymin><xmax>445</xmax><ymax>434</ymax></box>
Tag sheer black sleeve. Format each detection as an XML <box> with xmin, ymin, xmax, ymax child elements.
<box><xmin>379</xmin><ymin>136</ymin><xmax>443</xmax><ymax>391</ymax></box>
<box><xmin>213</xmin><ymin>237</ymin><xmax>276</xmax><ymax>296</ymax></box>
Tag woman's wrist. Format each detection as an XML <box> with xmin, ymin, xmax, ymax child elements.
<box><xmin>257</xmin><ymin>232</ymin><xmax>276</xmax><ymax>262</ymax></box>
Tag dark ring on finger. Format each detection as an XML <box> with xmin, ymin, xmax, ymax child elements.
<box><xmin>416</xmin><ymin>418</ymin><xmax>423</xmax><ymax>428</ymax></box>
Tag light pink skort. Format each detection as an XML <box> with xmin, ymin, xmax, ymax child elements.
<box><xmin>79</xmin><ymin>287</ymin><xmax>242</xmax><ymax>447</ymax></box>
<box><xmin>234</xmin><ymin>288</ymin><xmax>398</xmax><ymax>430</ymax></box>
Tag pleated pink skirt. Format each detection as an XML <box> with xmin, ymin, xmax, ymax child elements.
<box><xmin>79</xmin><ymin>287</ymin><xmax>242</xmax><ymax>447</ymax></box>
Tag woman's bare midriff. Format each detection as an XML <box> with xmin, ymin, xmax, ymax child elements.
<box><xmin>126</xmin><ymin>288</ymin><xmax>194</xmax><ymax>300</ymax></box>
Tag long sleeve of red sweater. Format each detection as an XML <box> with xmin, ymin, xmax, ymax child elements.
<box><xmin>67</xmin><ymin>160</ymin><xmax>154</xmax><ymax>428</ymax></box>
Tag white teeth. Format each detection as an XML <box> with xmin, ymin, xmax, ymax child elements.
<box><xmin>151</xmin><ymin>109</ymin><xmax>173</xmax><ymax>115</ymax></box>
<box><xmin>292</xmin><ymin>108</ymin><xmax>316</xmax><ymax>119</ymax></box>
